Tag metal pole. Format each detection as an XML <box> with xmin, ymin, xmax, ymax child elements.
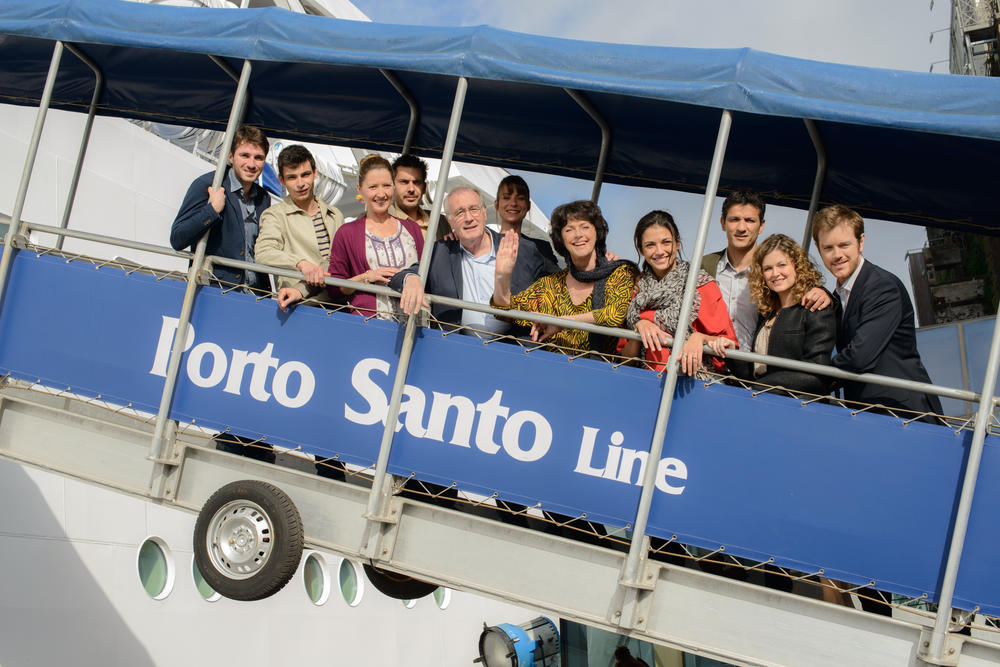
<box><xmin>361</xmin><ymin>77</ymin><xmax>468</xmax><ymax>556</ymax></box>
<box><xmin>565</xmin><ymin>89</ymin><xmax>611</xmax><ymax>203</ymax></box>
<box><xmin>621</xmin><ymin>110</ymin><xmax>733</xmax><ymax>586</ymax></box>
<box><xmin>56</xmin><ymin>44</ymin><xmax>104</xmax><ymax>251</ymax></box>
<box><xmin>0</xmin><ymin>41</ymin><xmax>64</xmax><ymax>312</ymax></box>
<box><xmin>926</xmin><ymin>306</ymin><xmax>1000</xmax><ymax>662</ymax></box>
<box><xmin>800</xmin><ymin>119</ymin><xmax>827</xmax><ymax>253</ymax></box>
<box><xmin>957</xmin><ymin>321</ymin><xmax>972</xmax><ymax>417</ymax></box>
<box><xmin>147</xmin><ymin>59</ymin><xmax>253</xmax><ymax>465</ymax></box>
<box><xmin>381</xmin><ymin>69</ymin><xmax>420</xmax><ymax>155</ymax></box>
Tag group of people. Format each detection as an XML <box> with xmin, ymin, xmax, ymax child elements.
<box><xmin>169</xmin><ymin>125</ymin><xmax>942</xmax><ymax>611</ymax></box>
<box><xmin>170</xmin><ymin>125</ymin><xmax>942</xmax><ymax>422</ymax></box>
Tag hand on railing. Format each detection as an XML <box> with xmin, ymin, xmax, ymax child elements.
<box><xmin>399</xmin><ymin>274</ymin><xmax>429</xmax><ymax>315</ymax></box>
<box><xmin>295</xmin><ymin>259</ymin><xmax>326</xmax><ymax>287</ymax></box>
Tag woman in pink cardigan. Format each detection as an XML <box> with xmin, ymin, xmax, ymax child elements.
<box><xmin>327</xmin><ymin>154</ymin><xmax>425</xmax><ymax>319</ymax></box>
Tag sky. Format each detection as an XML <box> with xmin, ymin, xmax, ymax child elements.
<box><xmin>351</xmin><ymin>0</ymin><xmax>953</xmax><ymax>297</ymax></box>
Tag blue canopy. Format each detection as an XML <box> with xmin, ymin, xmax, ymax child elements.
<box><xmin>1</xmin><ymin>0</ymin><xmax>999</xmax><ymax>233</ymax></box>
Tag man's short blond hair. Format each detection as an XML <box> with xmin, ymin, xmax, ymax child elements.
<box><xmin>812</xmin><ymin>204</ymin><xmax>864</xmax><ymax>244</ymax></box>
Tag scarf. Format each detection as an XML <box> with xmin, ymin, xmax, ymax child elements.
<box><xmin>625</xmin><ymin>260</ymin><xmax>711</xmax><ymax>335</ymax></box>
<box><xmin>568</xmin><ymin>255</ymin><xmax>635</xmax><ymax>310</ymax></box>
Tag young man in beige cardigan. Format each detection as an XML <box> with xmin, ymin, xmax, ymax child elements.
<box><xmin>255</xmin><ymin>144</ymin><xmax>345</xmax><ymax>311</ymax></box>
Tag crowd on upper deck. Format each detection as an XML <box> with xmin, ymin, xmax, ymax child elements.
<box><xmin>169</xmin><ymin>125</ymin><xmax>942</xmax><ymax>424</ymax></box>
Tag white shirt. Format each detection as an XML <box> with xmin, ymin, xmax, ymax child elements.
<box><xmin>459</xmin><ymin>235</ymin><xmax>509</xmax><ymax>336</ymax></box>
<box><xmin>715</xmin><ymin>252</ymin><xmax>757</xmax><ymax>351</ymax></box>
<box><xmin>836</xmin><ymin>256</ymin><xmax>865</xmax><ymax>316</ymax></box>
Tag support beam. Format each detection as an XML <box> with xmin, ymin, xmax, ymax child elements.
<box><xmin>360</xmin><ymin>76</ymin><xmax>468</xmax><ymax>559</ymax></box>
<box><xmin>146</xmin><ymin>59</ymin><xmax>254</xmax><ymax>484</ymax></box>
<box><xmin>0</xmin><ymin>41</ymin><xmax>64</xmax><ymax>315</ymax></box>
<box><xmin>381</xmin><ymin>69</ymin><xmax>420</xmax><ymax>155</ymax></box>
<box><xmin>56</xmin><ymin>44</ymin><xmax>104</xmax><ymax>251</ymax></box>
<box><xmin>924</xmin><ymin>306</ymin><xmax>1000</xmax><ymax>664</ymax></box>
<box><xmin>565</xmin><ymin>88</ymin><xmax>611</xmax><ymax>203</ymax></box>
<box><xmin>801</xmin><ymin>118</ymin><xmax>827</xmax><ymax>253</ymax></box>
<box><xmin>621</xmin><ymin>110</ymin><xmax>733</xmax><ymax>590</ymax></box>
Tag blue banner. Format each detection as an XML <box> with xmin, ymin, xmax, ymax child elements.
<box><xmin>0</xmin><ymin>251</ymin><xmax>997</xmax><ymax>614</ymax></box>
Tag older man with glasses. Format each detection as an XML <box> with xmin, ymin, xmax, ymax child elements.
<box><xmin>390</xmin><ymin>186</ymin><xmax>552</xmax><ymax>337</ymax></box>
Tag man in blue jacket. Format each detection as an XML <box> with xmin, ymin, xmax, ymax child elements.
<box><xmin>814</xmin><ymin>204</ymin><xmax>942</xmax><ymax>417</ymax></box>
<box><xmin>170</xmin><ymin>125</ymin><xmax>271</xmax><ymax>291</ymax></box>
<box><xmin>170</xmin><ymin>126</ymin><xmax>274</xmax><ymax>464</ymax></box>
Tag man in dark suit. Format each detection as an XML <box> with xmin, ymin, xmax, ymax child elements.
<box><xmin>813</xmin><ymin>204</ymin><xmax>942</xmax><ymax>416</ymax></box>
<box><xmin>391</xmin><ymin>186</ymin><xmax>553</xmax><ymax>337</ymax></box>
<box><xmin>170</xmin><ymin>125</ymin><xmax>271</xmax><ymax>292</ymax></box>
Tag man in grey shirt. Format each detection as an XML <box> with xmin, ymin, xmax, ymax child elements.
<box><xmin>701</xmin><ymin>188</ymin><xmax>829</xmax><ymax>351</ymax></box>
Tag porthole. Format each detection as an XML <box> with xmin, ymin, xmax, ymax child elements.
<box><xmin>136</xmin><ymin>536</ymin><xmax>175</xmax><ymax>600</ymax></box>
<box><xmin>433</xmin><ymin>586</ymin><xmax>451</xmax><ymax>610</ymax></box>
<box><xmin>191</xmin><ymin>556</ymin><xmax>220</xmax><ymax>602</ymax></box>
<box><xmin>338</xmin><ymin>559</ymin><xmax>363</xmax><ymax>607</ymax></box>
<box><xmin>303</xmin><ymin>552</ymin><xmax>330</xmax><ymax>605</ymax></box>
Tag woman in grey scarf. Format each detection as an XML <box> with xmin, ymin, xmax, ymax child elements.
<box><xmin>620</xmin><ymin>210</ymin><xmax>737</xmax><ymax>375</ymax></box>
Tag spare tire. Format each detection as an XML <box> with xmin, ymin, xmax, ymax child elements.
<box><xmin>194</xmin><ymin>480</ymin><xmax>303</xmax><ymax>601</ymax></box>
<box><xmin>363</xmin><ymin>563</ymin><xmax>438</xmax><ymax>600</ymax></box>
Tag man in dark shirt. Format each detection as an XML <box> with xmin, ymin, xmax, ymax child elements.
<box><xmin>170</xmin><ymin>125</ymin><xmax>271</xmax><ymax>291</ymax></box>
<box><xmin>170</xmin><ymin>125</ymin><xmax>274</xmax><ymax>463</ymax></box>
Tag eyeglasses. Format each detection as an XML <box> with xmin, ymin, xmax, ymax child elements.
<box><xmin>449</xmin><ymin>204</ymin><xmax>485</xmax><ymax>219</ymax></box>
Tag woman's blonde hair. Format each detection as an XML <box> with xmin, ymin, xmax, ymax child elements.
<box><xmin>357</xmin><ymin>153</ymin><xmax>392</xmax><ymax>185</ymax></box>
<box><xmin>749</xmin><ymin>234</ymin><xmax>823</xmax><ymax>318</ymax></box>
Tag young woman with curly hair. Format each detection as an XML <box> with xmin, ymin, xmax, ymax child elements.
<box><xmin>730</xmin><ymin>233</ymin><xmax>836</xmax><ymax>395</ymax></box>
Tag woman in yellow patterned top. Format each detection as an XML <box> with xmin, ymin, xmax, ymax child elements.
<box><xmin>492</xmin><ymin>200</ymin><xmax>637</xmax><ymax>354</ymax></box>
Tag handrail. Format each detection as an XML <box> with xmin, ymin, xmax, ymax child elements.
<box><xmin>206</xmin><ymin>267</ymin><xmax>983</xmax><ymax>407</ymax></box>
<box><xmin>26</xmin><ymin>222</ymin><xmax>193</xmax><ymax>260</ymax></box>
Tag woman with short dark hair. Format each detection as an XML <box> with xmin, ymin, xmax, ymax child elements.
<box><xmin>491</xmin><ymin>200</ymin><xmax>636</xmax><ymax>354</ymax></box>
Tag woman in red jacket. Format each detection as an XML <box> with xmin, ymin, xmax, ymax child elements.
<box><xmin>620</xmin><ymin>210</ymin><xmax>737</xmax><ymax>375</ymax></box>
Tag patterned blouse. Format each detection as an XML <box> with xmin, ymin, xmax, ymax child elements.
<box><xmin>365</xmin><ymin>221</ymin><xmax>420</xmax><ymax>319</ymax></box>
<box><xmin>495</xmin><ymin>264</ymin><xmax>638</xmax><ymax>353</ymax></box>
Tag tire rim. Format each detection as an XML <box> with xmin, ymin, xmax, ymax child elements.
<box><xmin>205</xmin><ymin>499</ymin><xmax>274</xmax><ymax>580</ymax></box>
